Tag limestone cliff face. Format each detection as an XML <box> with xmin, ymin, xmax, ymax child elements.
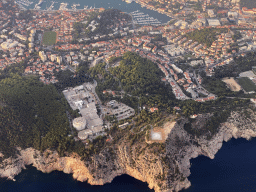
<box><xmin>165</xmin><ymin>109</ymin><xmax>256</xmax><ymax>192</ymax></box>
<box><xmin>0</xmin><ymin>144</ymin><xmax>167</xmax><ymax>192</ymax></box>
<box><xmin>0</xmin><ymin>109</ymin><xmax>256</xmax><ymax>192</ymax></box>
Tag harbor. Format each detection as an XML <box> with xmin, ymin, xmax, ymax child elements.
<box><xmin>130</xmin><ymin>10</ymin><xmax>162</xmax><ymax>25</ymax></box>
<box><xmin>13</xmin><ymin>0</ymin><xmax>171</xmax><ymax>24</ymax></box>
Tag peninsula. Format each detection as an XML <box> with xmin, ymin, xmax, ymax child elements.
<box><xmin>1</xmin><ymin>0</ymin><xmax>256</xmax><ymax>191</ymax></box>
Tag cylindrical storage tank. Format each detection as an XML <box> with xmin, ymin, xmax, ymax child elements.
<box><xmin>78</xmin><ymin>129</ymin><xmax>92</xmax><ymax>140</ymax></box>
<box><xmin>73</xmin><ymin>117</ymin><xmax>87</xmax><ymax>131</ymax></box>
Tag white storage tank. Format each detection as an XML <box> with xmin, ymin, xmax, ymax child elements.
<box><xmin>78</xmin><ymin>129</ymin><xmax>93</xmax><ymax>140</ymax></box>
<box><xmin>73</xmin><ymin>117</ymin><xmax>87</xmax><ymax>131</ymax></box>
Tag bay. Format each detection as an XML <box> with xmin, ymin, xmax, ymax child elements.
<box><xmin>24</xmin><ymin>0</ymin><xmax>171</xmax><ymax>23</ymax></box>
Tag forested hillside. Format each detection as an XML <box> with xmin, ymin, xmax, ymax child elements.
<box><xmin>89</xmin><ymin>52</ymin><xmax>176</xmax><ymax>109</ymax></box>
<box><xmin>110</xmin><ymin>52</ymin><xmax>163</xmax><ymax>95</ymax></box>
<box><xmin>0</xmin><ymin>74</ymin><xmax>74</xmax><ymax>158</ymax></box>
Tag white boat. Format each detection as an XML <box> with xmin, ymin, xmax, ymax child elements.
<box><xmin>16</xmin><ymin>0</ymin><xmax>29</xmax><ymax>6</ymax></box>
<box><xmin>59</xmin><ymin>2</ymin><xmax>68</xmax><ymax>10</ymax></box>
<box><xmin>47</xmin><ymin>1</ymin><xmax>55</xmax><ymax>10</ymax></box>
<box><xmin>38</xmin><ymin>0</ymin><xmax>43</xmax><ymax>6</ymax></box>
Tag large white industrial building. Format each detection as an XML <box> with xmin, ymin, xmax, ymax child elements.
<box><xmin>63</xmin><ymin>83</ymin><xmax>104</xmax><ymax>140</ymax></box>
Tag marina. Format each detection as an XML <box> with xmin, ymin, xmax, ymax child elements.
<box><xmin>14</xmin><ymin>0</ymin><xmax>33</xmax><ymax>9</ymax></box>
<box><xmin>59</xmin><ymin>2</ymin><xmax>68</xmax><ymax>10</ymax></box>
<box><xmin>46</xmin><ymin>1</ymin><xmax>57</xmax><ymax>11</ymax></box>
<box><xmin>34</xmin><ymin>0</ymin><xmax>44</xmax><ymax>10</ymax></box>
<box><xmin>130</xmin><ymin>10</ymin><xmax>162</xmax><ymax>25</ymax></box>
<box><xmin>16</xmin><ymin>0</ymin><xmax>32</xmax><ymax>6</ymax></box>
<box><xmin>13</xmin><ymin>0</ymin><xmax>171</xmax><ymax>24</ymax></box>
<box><xmin>71</xmin><ymin>3</ymin><xmax>80</xmax><ymax>11</ymax></box>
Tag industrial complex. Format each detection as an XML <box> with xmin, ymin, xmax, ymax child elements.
<box><xmin>63</xmin><ymin>83</ymin><xmax>103</xmax><ymax>140</ymax></box>
<box><xmin>63</xmin><ymin>83</ymin><xmax>135</xmax><ymax>140</ymax></box>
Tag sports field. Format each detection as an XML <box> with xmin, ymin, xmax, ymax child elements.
<box><xmin>42</xmin><ymin>31</ymin><xmax>57</xmax><ymax>46</ymax></box>
<box><xmin>222</xmin><ymin>77</ymin><xmax>242</xmax><ymax>92</ymax></box>
<box><xmin>237</xmin><ymin>77</ymin><xmax>256</xmax><ymax>92</ymax></box>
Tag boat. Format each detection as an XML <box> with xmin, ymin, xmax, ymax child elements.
<box><xmin>59</xmin><ymin>2</ymin><xmax>68</xmax><ymax>10</ymax></box>
<box><xmin>16</xmin><ymin>0</ymin><xmax>29</xmax><ymax>6</ymax></box>
<box><xmin>34</xmin><ymin>4</ymin><xmax>41</xmax><ymax>9</ymax></box>
<box><xmin>15</xmin><ymin>2</ymin><xmax>27</xmax><ymax>10</ymax></box>
<box><xmin>130</xmin><ymin>10</ymin><xmax>139</xmax><ymax>14</ymax></box>
<box><xmin>38</xmin><ymin>0</ymin><xmax>43</xmax><ymax>6</ymax></box>
<box><xmin>47</xmin><ymin>1</ymin><xmax>55</xmax><ymax>10</ymax></box>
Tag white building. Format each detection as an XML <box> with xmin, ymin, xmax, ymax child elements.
<box><xmin>78</xmin><ymin>129</ymin><xmax>93</xmax><ymax>140</ymax></box>
<box><xmin>207</xmin><ymin>19</ymin><xmax>221</xmax><ymax>27</ymax></box>
<box><xmin>57</xmin><ymin>56</ymin><xmax>62</xmax><ymax>64</ymax></box>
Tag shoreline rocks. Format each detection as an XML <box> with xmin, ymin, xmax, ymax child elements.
<box><xmin>1</xmin><ymin>110</ymin><xmax>256</xmax><ymax>192</ymax></box>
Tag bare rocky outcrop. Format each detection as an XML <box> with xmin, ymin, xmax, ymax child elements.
<box><xmin>0</xmin><ymin>109</ymin><xmax>256</xmax><ymax>192</ymax></box>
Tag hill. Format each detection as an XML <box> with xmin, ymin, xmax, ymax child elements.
<box><xmin>0</xmin><ymin>75</ymin><xmax>73</xmax><ymax>158</ymax></box>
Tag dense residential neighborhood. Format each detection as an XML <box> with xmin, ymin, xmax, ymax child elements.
<box><xmin>1</xmin><ymin>0</ymin><xmax>256</xmax><ymax>139</ymax></box>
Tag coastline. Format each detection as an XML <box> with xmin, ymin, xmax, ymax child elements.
<box><xmin>20</xmin><ymin>0</ymin><xmax>172</xmax><ymax>24</ymax></box>
<box><xmin>0</xmin><ymin>110</ymin><xmax>256</xmax><ymax>192</ymax></box>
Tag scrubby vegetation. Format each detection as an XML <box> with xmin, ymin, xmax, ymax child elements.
<box><xmin>184</xmin><ymin>110</ymin><xmax>230</xmax><ymax>139</ymax></box>
<box><xmin>214</xmin><ymin>51</ymin><xmax>256</xmax><ymax>78</ymax></box>
<box><xmin>42</xmin><ymin>31</ymin><xmax>57</xmax><ymax>46</ymax></box>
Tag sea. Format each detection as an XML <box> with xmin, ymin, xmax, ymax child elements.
<box><xmin>1</xmin><ymin>137</ymin><xmax>256</xmax><ymax>192</ymax></box>
<box><xmin>19</xmin><ymin>0</ymin><xmax>171</xmax><ymax>24</ymax></box>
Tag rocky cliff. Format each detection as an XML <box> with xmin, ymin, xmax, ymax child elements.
<box><xmin>1</xmin><ymin>109</ymin><xmax>256</xmax><ymax>192</ymax></box>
